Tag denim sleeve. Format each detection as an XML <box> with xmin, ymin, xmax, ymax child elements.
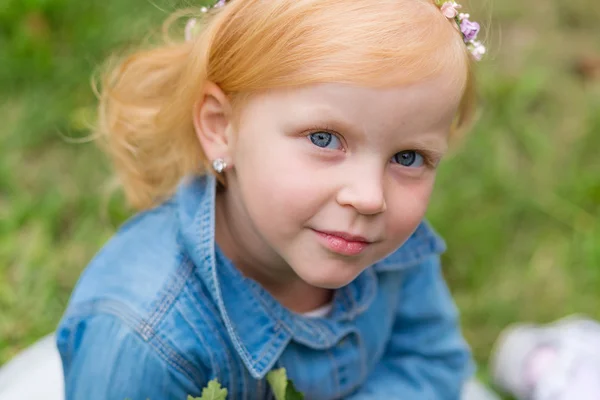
<box><xmin>56</xmin><ymin>313</ymin><xmax>201</xmax><ymax>400</ymax></box>
<box><xmin>347</xmin><ymin>255</ymin><xmax>475</xmax><ymax>400</ymax></box>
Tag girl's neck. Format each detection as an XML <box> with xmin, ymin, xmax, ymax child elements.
<box><xmin>214</xmin><ymin>188</ymin><xmax>333</xmax><ymax>313</ymax></box>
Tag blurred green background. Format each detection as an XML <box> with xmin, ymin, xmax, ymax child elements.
<box><xmin>1</xmin><ymin>0</ymin><xmax>599</xmax><ymax>396</ymax></box>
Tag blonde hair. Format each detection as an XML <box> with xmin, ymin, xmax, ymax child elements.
<box><xmin>97</xmin><ymin>0</ymin><xmax>478</xmax><ymax>210</ymax></box>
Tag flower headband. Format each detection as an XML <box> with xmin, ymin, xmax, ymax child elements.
<box><xmin>435</xmin><ymin>0</ymin><xmax>486</xmax><ymax>61</ymax></box>
<box><xmin>186</xmin><ymin>0</ymin><xmax>485</xmax><ymax>61</ymax></box>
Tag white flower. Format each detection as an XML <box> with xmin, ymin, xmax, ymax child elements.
<box><xmin>468</xmin><ymin>40</ymin><xmax>486</xmax><ymax>61</ymax></box>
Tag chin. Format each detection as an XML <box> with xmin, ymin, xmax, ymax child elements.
<box><xmin>297</xmin><ymin>267</ymin><xmax>362</xmax><ymax>290</ymax></box>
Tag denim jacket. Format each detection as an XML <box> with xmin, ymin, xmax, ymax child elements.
<box><xmin>56</xmin><ymin>174</ymin><xmax>474</xmax><ymax>400</ymax></box>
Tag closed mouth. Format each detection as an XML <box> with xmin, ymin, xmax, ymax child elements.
<box><xmin>311</xmin><ymin>229</ymin><xmax>372</xmax><ymax>243</ymax></box>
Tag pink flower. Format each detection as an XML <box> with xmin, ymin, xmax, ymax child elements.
<box><xmin>440</xmin><ymin>2</ymin><xmax>461</xmax><ymax>19</ymax></box>
<box><xmin>460</xmin><ymin>18</ymin><xmax>480</xmax><ymax>42</ymax></box>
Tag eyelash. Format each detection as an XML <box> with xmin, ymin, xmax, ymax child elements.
<box><xmin>304</xmin><ymin>126</ymin><xmax>440</xmax><ymax>168</ymax></box>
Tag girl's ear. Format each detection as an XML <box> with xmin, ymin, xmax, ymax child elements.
<box><xmin>193</xmin><ymin>81</ymin><xmax>234</xmax><ymax>165</ymax></box>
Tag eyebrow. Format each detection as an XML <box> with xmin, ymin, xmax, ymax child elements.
<box><xmin>297</xmin><ymin>104</ymin><xmax>356</xmax><ymax>132</ymax></box>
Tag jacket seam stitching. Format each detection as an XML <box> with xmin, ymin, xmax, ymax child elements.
<box><xmin>64</xmin><ymin>300</ymin><xmax>205</xmax><ymax>385</ymax></box>
<box><xmin>145</xmin><ymin>254</ymin><xmax>193</xmax><ymax>330</ymax></box>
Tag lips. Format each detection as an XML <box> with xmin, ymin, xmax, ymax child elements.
<box><xmin>312</xmin><ymin>229</ymin><xmax>372</xmax><ymax>256</ymax></box>
<box><xmin>316</xmin><ymin>230</ymin><xmax>371</xmax><ymax>243</ymax></box>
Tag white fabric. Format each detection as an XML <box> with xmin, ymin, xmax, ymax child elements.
<box><xmin>0</xmin><ymin>334</ymin><xmax>64</xmax><ymax>400</ymax></box>
<box><xmin>302</xmin><ymin>303</ymin><xmax>333</xmax><ymax>318</ymax></box>
<box><xmin>533</xmin><ymin>319</ymin><xmax>600</xmax><ymax>400</ymax></box>
<box><xmin>491</xmin><ymin>323</ymin><xmax>540</xmax><ymax>399</ymax></box>
<box><xmin>492</xmin><ymin>316</ymin><xmax>600</xmax><ymax>400</ymax></box>
<box><xmin>555</xmin><ymin>358</ymin><xmax>600</xmax><ymax>400</ymax></box>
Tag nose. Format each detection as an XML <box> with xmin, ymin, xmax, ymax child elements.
<box><xmin>336</xmin><ymin>164</ymin><xmax>387</xmax><ymax>215</ymax></box>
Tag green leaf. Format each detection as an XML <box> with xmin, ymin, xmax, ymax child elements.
<box><xmin>284</xmin><ymin>379</ymin><xmax>304</xmax><ymax>400</ymax></box>
<box><xmin>188</xmin><ymin>379</ymin><xmax>228</xmax><ymax>400</ymax></box>
<box><xmin>267</xmin><ymin>369</ymin><xmax>288</xmax><ymax>400</ymax></box>
<box><xmin>266</xmin><ymin>368</ymin><xmax>304</xmax><ymax>400</ymax></box>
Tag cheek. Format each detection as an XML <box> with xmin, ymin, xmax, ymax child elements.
<box><xmin>386</xmin><ymin>179</ymin><xmax>436</xmax><ymax>239</ymax></box>
<box><xmin>235</xmin><ymin>136</ymin><xmax>319</xmax><ymax>229</ymax></box>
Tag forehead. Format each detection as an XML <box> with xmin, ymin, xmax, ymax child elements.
<box><xmin>243</xmin><ymin>70</ymin><xmax>465</xmax><ymax>135</ymax></box>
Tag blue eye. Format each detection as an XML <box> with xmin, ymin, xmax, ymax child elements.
<box><xmin>392</xmin><ymin>151</ymin><xmax>424</xmax><ymax>167</ymax></box>
<box><xmin>309</xmin><ymin>132</ymin><xmax>341</xmax><ymax>149</ymax></box>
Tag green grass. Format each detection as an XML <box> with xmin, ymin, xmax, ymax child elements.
<box><xmin>1</xmin><ymin>0</ymin><xmax>599</xmax><ymax>397</ymax></box>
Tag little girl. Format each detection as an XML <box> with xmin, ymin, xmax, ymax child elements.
<box><xmin>57</xmin><ymin>0</ymin><xmax>486</xmax><ymax>398</ymax></box>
